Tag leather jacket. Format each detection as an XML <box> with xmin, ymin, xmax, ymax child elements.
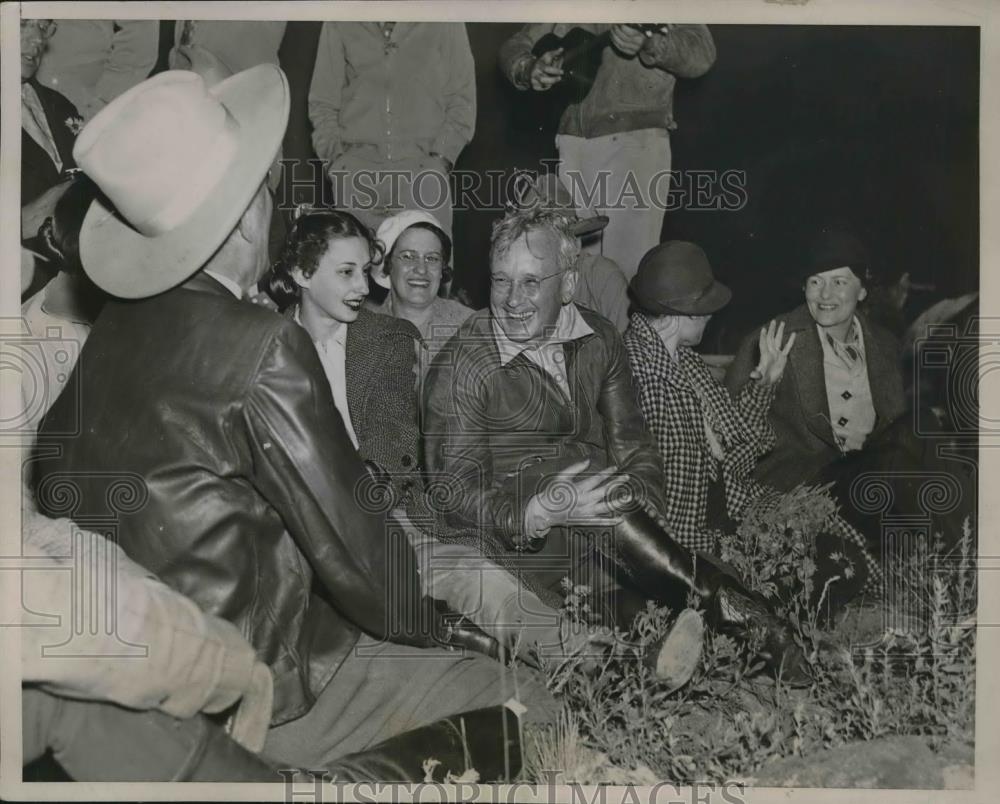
<box><xmin>422</xmin><ymin>307</ymin><xmax>666</xmax><ymax>552</ymax></box>
<box><xmin>33</xmin><ymin>273</ymin><xmax>433</xmax><ymax>725</ymax></box>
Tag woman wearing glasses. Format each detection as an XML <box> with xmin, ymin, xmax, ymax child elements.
<box><xmin>368</xmin><ymin>210</ymin><xmax>474</xmax><ymax>379</ymax></box>
<box><xmin>266</xmin><ymin>207</ymin><xmax>594</xmax><ymax>664</ymax></box>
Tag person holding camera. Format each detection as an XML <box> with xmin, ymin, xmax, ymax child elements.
<box><xmin>499</xmin><ymin>22</ymin><xmax>715</xmax><ymax>280</ymax></box>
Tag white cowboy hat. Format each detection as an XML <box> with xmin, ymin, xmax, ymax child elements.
<box><xmin>73</xmin><ymin>65</ymin><xmax>289</xmax><ymax>299</ymax></box>
<box><xmin>372</xmin><ymin>209</ymin><xmax>448</xmax><ymax>289</ymax></box>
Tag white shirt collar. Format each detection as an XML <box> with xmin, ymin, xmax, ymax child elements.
<box><xmin>292</xmin><ymin>306</ymin><xmax>348</xmax><ymax>348</ymax></box>
<box><xmin>816</xmin><ymin>315</ymin><xmax>866</xmax><ymax>355</ymax></box>
<box><xmin>203</xmin><ymin>270</ymin><xmax>243</xmax><ymax>300</ymax></box>
<box><xmin>492</xmin><ymin>303</ymin><xmax>593</xmax><ymax>367</ymax></box>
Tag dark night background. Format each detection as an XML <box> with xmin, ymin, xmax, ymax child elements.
<box><xmin>153</xmin><ymin>21</ymin><xmax>979</xmax><ymax>352</ymax></box>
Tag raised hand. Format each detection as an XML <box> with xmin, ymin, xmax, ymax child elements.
<box><xmin>529</xmin><ymin>48</ymin><xmax>564</xmax><ymax>90</ymax></box>
<box><xmin>750</xmin><ymin>320</ymin><xmax>797</xmax><ymax>389</ymax></box>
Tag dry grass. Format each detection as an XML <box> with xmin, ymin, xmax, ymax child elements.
<box><xmin>522</xmin><ymin>494</ymin><xmax>977</xmax><ymax>784</ymax></box>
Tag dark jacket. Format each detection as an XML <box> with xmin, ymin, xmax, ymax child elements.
<box><xmin>725</xmin><ymin>304</ymin><xmax>907</xmax><ymax>492</ymax></box>
<box><xmin>22</xmin><ymin>78</ymin><xmax>80</xmax><ymax>204</ymax></box>
<box><xmin>33</xmin><ymin>273</ymin><xmax>430</xmax><ymax>725</ymax></box>
<box><xmin>422</xmin><ymin>307</ymin><xmax>666</xmax><ymax>553</ymax></box>
<box><xmin>499</xmin><ymin>23</ymin><xmax>715</xmax><ymax>139</ymax></box>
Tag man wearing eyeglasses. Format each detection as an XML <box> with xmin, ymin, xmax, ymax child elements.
<box><xmin>423</xmin><ymin>208</ymin><xmax>813</xmax><ymax>683</ymax></box>
<box><xmin>422</xmin><ymin>208</ymin><xmax>708</xmax><ymax>688</ymax></box>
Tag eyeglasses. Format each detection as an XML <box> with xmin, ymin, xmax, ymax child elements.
<box><xmin>396</xmin><ymin>250</ymin><xmax>444</xmax><ymax>271</ymax></box>
<box><xmin>21</xmin><ymin>19</ymin><xmax>57</xmax><ymax>37</ymax></box>
<box><xmin>491</xmin><ymin>270</ymin><xmax>563</xmax><ymax>299</ymax></box>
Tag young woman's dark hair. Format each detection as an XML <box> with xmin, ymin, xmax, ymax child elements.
<box><xmin>38</xmin><ymin>175</ymin><xmax>99</xmax><ymax>278</ymax></box>
<box><xmin>267</xmin><ymin>208</ymin><xmax>384</xmax><ymax>311</ymax></box>
<box><xmin>33</xmin><ymin>175</ymin><xmax>107</xmax><ymax>322</ymax></box>
<box><xmin>385</xmin><ymin>221</ymin><xmax>454</xmax><ymax>290</ymax></box>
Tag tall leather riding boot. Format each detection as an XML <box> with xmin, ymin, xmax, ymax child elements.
<box><xmin>611</xmin><ymin>510</ymin><xmax>810</xmax><ymax>683</ymax></box>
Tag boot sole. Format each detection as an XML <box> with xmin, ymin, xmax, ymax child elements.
<box><xmin>652</xmin><ymin>609</ymin><xmax>704</xmax><ymax>692</ymax></box>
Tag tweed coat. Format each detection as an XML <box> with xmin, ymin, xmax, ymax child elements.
<box><xmin>344</xmin><ymin>307</ymin><xmax>427</xmax><ymax>509</ymax></box>
<box><xmin>725</xmin><ymin>304</ymin><xmax>907</xmax><ymax>492</ymax></box>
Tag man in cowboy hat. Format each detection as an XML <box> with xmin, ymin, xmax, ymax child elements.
<box><xmin>500</xmin><ymin>23</ymin><xmax>716</xmax><ymax>279</ymax></box>
<box><xmin>513</xmin><ymin>172</ymin><xmax>630</xmax><ymax>332</ymax></box>
<box><xmin>33</xmin><ymin>65</ymin><xmax>553</xmax><ymax>774</ymax></box>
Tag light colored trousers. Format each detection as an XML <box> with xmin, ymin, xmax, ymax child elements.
<box><xmin>263</xmin><ymin>634</ymin><xmax>556</xmax><ymax>767</ymax></box>
<box><xmin>557</xmin><ymin>128</ymin><xmax>672</xmax><ymax>280</ymax></box>
<box><xmin>263</xmin><ymin>510</ymin><xmax>561</xmax><ymax>767</ymax></box>
<box><xmin>396</xmin><ymin>511</ymin><xmax>565</xmax><ymax>656</ymax></box>
<box><xmin>328</xmin><ymin>145</ymin><xmax>453</xmax><ymax>233</ymax></box>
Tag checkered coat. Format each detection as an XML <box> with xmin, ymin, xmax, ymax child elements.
<box><xmin>624</xmin><ymin>312</ymin><xmax>777</xmax><ymax>552</ymax></box>
<box><xmin>626</xmin><ymin>312</ymin><xmax>882</xmax><ymax>589</ymax></box>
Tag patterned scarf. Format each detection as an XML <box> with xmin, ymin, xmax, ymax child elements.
<box><xmin>823</xmin><ymin>318</ymin><xmax>865</xmax><ymax>372</ymax></box>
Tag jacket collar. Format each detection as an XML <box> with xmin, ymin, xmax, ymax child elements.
<box><xmin>364</xmin><ymin>21</ymin><xmax>413</xmax><ymax>40</ymax></box>
<box><xmin>492</xmin><ymin>303</ymin><xmax>594</xmax><ymax>367</ymax></box>
<box><xmin>180</xmin><ymin>270</ymin><xmax>242</xmax><ymax>299</ymax></box>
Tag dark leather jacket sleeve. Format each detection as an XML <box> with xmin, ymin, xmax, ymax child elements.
<box><xmin>243</xmin><ymin>322</ymin><xmax>426</xmax><ymax>642</ymax></box>
<box><xmin>424</xmin><ymin>341</ymin><xmax>527</xmax><ymax>550</ymax></box>
<box><xmin>424</xmin><ymin>315</ymin><xmax>667</xmax><ymax>549</ymax></box>
<box><xmin>596</xmin><ymin>327</ymin><xmax>668</xmax><ymax>519</ymax></box>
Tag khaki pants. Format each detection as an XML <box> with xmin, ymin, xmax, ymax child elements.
<box><xmin>557</xmin><ymin>128</ymin><xmax>672</xmax><ymax>279</ymax></box>
<box><xmin>262</xmin><ymin>635</ymin><xmax>556</xmax><ymax>768</ymax></box>
<box><xmin>396</xmin><ymin>510</ymin><xmax>566</xmax><ymax>657</ymax></box>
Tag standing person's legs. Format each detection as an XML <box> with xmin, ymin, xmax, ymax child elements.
<box><xmin>559</xmin><ymin>130</ymin><xmax>671</xmax><ymax>280</ymax></box>
<box><xmin>332</xmin><ymin>149</ymin><xmax>453</xmax><ymax>235</ymax></box>
<box><xmin>557</xmin><ymin>133</ymin><xmax>593</xmax><ymax>222</ymax></box>
<box><xmin>597</xmin><ymin>129</ymin><xmax>671</xmax><ymax>279</ymax></box>
<box><xmin>262</xmin><ymin>636</ymin><xmax>556</xmax><ymax>768</ymax></box>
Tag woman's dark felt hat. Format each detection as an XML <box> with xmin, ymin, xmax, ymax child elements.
<box><xmin>629</xmin><ymin>241</ymin><xmax>732</xmax><ymax>316</ymax></box>
<box><xmin>794</xmin><ymin>225</ymin><xmax>875</xmax><ymax>286</ymax></box>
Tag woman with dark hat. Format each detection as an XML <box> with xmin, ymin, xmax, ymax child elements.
<box><xmin>723</xmin><ymin>227</ymin><xmax>976</xmax><ymax>565</ymax></box>
<box><xmin>725</xmin><ymin>226</ymin><xmax>907</xmax><ymax>495</ymax></box>
<box><xmin>624</xmin><ymin>241</ymin><xmax>796</xmax><ymax>552</ymax></box>
<box><xmin>625</xmin><ymin>239</ymin><xmax>879</xmax><ymax>611</ymax></box>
